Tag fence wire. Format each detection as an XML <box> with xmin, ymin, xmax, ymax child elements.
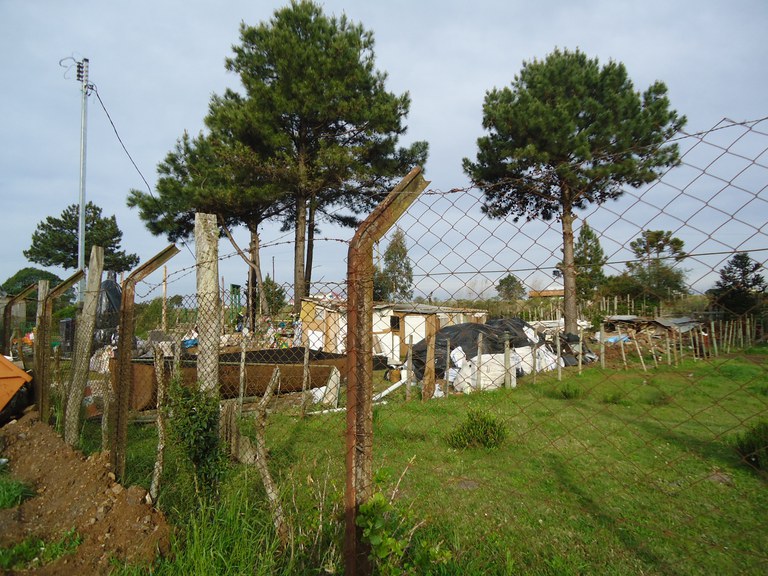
<box><xmin>15</xmin><ymin>117</ymin><xmax>768</xmax><ymax>574</ymax></box>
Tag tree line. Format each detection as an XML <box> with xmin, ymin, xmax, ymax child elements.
<box><xmin>495</xmin><ymin>224</ymin><xmax>765</xmax><ymax>320</ymax></box>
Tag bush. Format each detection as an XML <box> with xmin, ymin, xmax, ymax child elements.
<box><xmin>555</xmin><ymin>383</ymin><xmax>584</xmax><ymax>400</ymax></box>
<box><xmin>602</xmin><ymin>391</ymin><xmax>627</xmax><ymax>405</ymax></box>
<box><xmin>734</xmin><ymin>420</ymin><xmax>768</xmax><ymax>470</ymax></box>
<box><xmin>167</xmin><ymin>377</ymin><xmax>226</xmax><ymax>495</ymax></box>
<box><xmin>447</xmin><ymin>410</ymin><xmax>507</xmax><ymax>449</ymax></box>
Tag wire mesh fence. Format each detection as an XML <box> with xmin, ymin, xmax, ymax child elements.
<box><xmin>6</xmin><ymin>117</ymin><xmax>767</xmax><ymax>574</ymax></box>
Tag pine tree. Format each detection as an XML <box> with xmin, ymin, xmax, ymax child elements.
<box><xmin>24</xmin><ymin>202</ymin><xmax>139</xmax><ymax>273</ymax></box>
<box><xmin>373</xmin><ymin>228</ymin><xmax>413</xmax><ymax>302</ymax></box>
<box><xmin>710</xmin><ymin>252</ymin><xmax>766</xmax><ymax>316</ymax></box>
<box><xmin>573</xmin><ymin>222</ymin><xmax>607</xmax><ymax>301</ymax></box>
<box><xmin>463</xmin><ymin>48</ymin><xmax>685</xmax><ymax>334</ymax></box>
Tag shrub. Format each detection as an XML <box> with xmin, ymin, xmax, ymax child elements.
<box><xmin>647</xmin><ymin>390</ymin><xmax>673</xmax><ymax>406</ymax></box>
<box><xmin>167</xmin><ymin>377</ymin><xmax>226</xmax><ymax>495</ymax></box>
<box><xmin>602</xmin><ymin>391</ymin><xmax>627</xmax><ymax>405</ymax></box>
<box><xmin>447</xmin><ymin>410</ymin><xmax>507</xmax><ymax>449</ymax></box>
<box><xmin>555</xmin><ymin>383</ymin><xmax>584</xmax><ymax>400</ymax></box>
<box><xmin>734</xmin><ymin>420</ymin><xmax>768</xmax><ymax>470</ymax></box>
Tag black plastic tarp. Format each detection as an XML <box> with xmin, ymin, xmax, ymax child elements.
<box><xmin>94</xmin><ymin>279</ymin><xmax>122</xmax><ymax>348</ymax></box>
<box><xmin>411</xmin><ymin>318</ymin><xmax>539</xmax><ymax>380</ymax></box>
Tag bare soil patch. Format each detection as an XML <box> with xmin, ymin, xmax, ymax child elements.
<box><xmin>0</xmin><ymin>411</ymin><xmax>170</xmax><ymax>575</ymax></box>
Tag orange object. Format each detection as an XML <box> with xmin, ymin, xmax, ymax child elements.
<box><xmin>0</xmin><ymin>354</ymin><xmax>32</xmax><ymax>413</ymax></box>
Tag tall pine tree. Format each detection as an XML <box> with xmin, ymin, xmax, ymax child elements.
<box><xmin>464</xmin><ymin>48</ymin><xmax>685</xmax><ymax>334</ymax></box>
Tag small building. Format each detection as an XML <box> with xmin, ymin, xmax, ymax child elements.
<box><xmin>299</xmin><ymin>298</ymin><xmax>487</xmax><ymax>363</ymax></box>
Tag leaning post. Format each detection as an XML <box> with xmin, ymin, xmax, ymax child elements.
<box><xmin>345</xmin><ymin>167</ymin><xmax>429</xmax><ymax>576</ymax></box>
<box><xmin>110</xmin><ymin>244</ymin><xmax>179</xmax><ymax>481</ymax></box>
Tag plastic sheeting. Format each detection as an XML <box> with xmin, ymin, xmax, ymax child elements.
<box><xmin>411</xmin><ymin>318</ymin><xmax>539</xmax><ymax>381</ymax></box>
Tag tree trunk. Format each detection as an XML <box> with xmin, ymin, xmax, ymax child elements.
<box><xmin>561</xmin><ymin>209</ymin><xmax>579</xmax><ymax>335</ymax></box>
<box><xmin>249</xmin><ymin>228</ymin><xmax>269</xmax><ymax>316</ymax></box>
<box><xmin>304</xmin><ymin>196</ymin><xmax>316</xmax><ymax>297</ymax></box>
<box><xmin>294</xmin><ymin>192</ymin><xmax>307</xmax><ymax>314</ymax></box>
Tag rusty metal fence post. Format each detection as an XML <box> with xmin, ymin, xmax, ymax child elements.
<box><xmin>110</xmin><ymin>244</ymin><xmax>179</xmax><ymax>481</ymax></box>
<box><xmin>3</xmin><ymin>283</ymin><xmax>36</xmax><ymax>357</ymax></box>
<box><xmin>36</xmin><ymin>270</ymin><xmax>84</xmax><ymax>424</ymax></box>
<box><xmin>345</xmin><ymin>166</ymin><xmax>429</xmax><ymax>575</ymax></box>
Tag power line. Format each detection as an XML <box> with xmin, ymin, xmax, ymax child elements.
<box><xmin>91</xmin><ymin>85</ymin><xmax>155</xmax><ymax>199</ymax></box>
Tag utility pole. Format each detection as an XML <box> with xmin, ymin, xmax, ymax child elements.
<box><xmin>76</xmin><ymin>57</ymin><xmax>91</xmax><ymax>303</ymax></box>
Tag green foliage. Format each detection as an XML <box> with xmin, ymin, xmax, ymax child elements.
<box><xmin>600</xmin><ymin>229</ymin><xmax>689</xmax><ymax>306</ymax></box>
<box><xmin>357</xmin><ymin>492</ymin><xmax>407</xmax><ymax>574</ymax></box>
<box><xmin>357</xmin><ymin>490</ymin><xmax>452</xmax><ymax>576</ymax></box>
<box><xmin>625</xmin><ymin>230</ymin><xmax>688</xmax><ymax>302</ymax></box>
<box><xmin>602</xmin><ymin>391</ymin><xmax>628</xmax><ymax>406</ymax></box>
<box><xmin>463</xmin><ymin>48</ymin><xmax>685</xmax><ymax>221</ymax></box>
<box><xmin>464</xmin><ymin>47</ymin><xmax>684</xmax><ymax>334</ymax></box>
<box><xmin>710</xmin><ymin>252</ymin><xmax>766</xmax><ymax>317</ymax></box>
<box><xmin>573</xmin><ymin>222</ymin><xmax>607</xmax><ymax>301</ymax></box>
<box><xmin>734</xmin><ymin>420</ymin><xmax>768</xmax><ymax>470</ymax></box>
<box><xmin>130</xmin><ymin>0</ymin><xmax>428</xmax><ymax>308</ymax></box>
<box><xmin>167</xmin><ymin>377</ymin><xmax>225</xmax><ymax>495</ymax></box>
<box><xmin>1</xmin><ymin>267</ymin><xmax>66</xmax><ymax>299</ymax></box>
<box><xmin>250</xmin><ymin>275</ymin><xmax>287</xmax><ymax>316</ymax></box>
<box><xmin>446</xmin><ymin>410</ymin><xmax>507</xmax><ymax>449</ymax></box>
<box><xmin>374</xmin><ymin>227</ymin><xmax>414</xmax><ymax>302</ymax></box>
<box><xmin>1</xmin><ymin>267</ymin><xmax>75</xmax><ymax>326</ymax></box>
<box><xmin>0</xmin><ymin>528</ymin><xmax>81</xmax><ymax>570</ymax></box>
<box><xmin>0</xmin><ymin>467</ymin><xmax>34</xmax><ymax>509</ymax></box>
<box><xmin>629</xmin><ymin>230</ymin><xmax>686</xmax><ymax>262</ymax></box>
<box><xmin>496</xmin><ymin>273</ymin><xmax>526</xmax><ymax>301</ymax></box>
<box><xmin>24</xmin><ymin>202</ymin><xmax>139</xmax><ymax>272</ymax></box>
<box><xmin>133</xmin><ymin>296</ymin><xmax>186</xmax><ymax>338</ymax></box>
<box><xmin>646</xmin><ymin>390</ymin><xmax>673</xmax><ymax>406</ymax></box>
<box><xmin>52</xmin><ymin>304</ymin><xmax>78</xmax><ymax>322</ymax></box>
<box><xmin>554</xmin><ymin>382</ymin><xmax>584</xmax><ymax>400</ymax></box>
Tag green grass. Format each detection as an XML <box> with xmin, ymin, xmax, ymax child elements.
<box><xmin>0</xmin><ymin>466</ymin><xmax>35</xmax><ymax>509</ymax></box>
<box><xmin>0</xmin><ymin>528</ymin><xmax>81</xmax><ymax>571</ymax></box>
<box><xmin>111</xmin><ymin>347</ymin><xmax>768</xmax><ymax>575</ymax></box>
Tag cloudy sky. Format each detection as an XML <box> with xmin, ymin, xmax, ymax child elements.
<box><xmin>1</xmin><ymin>0</ymin><xmax>766</xmax><ymax>300</ymax></box>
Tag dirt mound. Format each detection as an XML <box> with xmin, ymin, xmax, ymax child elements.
<box><xmin>0</xmin><ymin>411</ymin><xmax>170</xmax><ymax>575</ymax></box>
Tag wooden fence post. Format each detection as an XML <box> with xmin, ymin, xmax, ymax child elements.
<box><xmin>65</xmin><ymin>245</ymin><xmax>104</xmax><ymax>446</ymax></box>
<box><xmin>196</xmin><ymin>213</ymin><xmax>220</xmax><ymax>396</ymax></box>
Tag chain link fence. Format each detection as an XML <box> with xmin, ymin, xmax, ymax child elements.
<box><xmin>8</xmin><ymin>117</ymin><xmax>767</xmax><ymax>573</ymax></box>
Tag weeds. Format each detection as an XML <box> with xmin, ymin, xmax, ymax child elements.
<box><xmin>647</xmin><ymin>390</ymin><xmax>674</xmax><ymax>406</ymax></box>
<box><xmin>357</xmin><ymin>459</ymin><xmax>451</xmax><ymax>575</ymax></box>
<box><xmin>554</xmin><ymin>383</ymin><xmax>584</xmax><ymax>400</ymax></box>
<box><xmin>0</xmin><ymin>528</ymin><xmax>81</xmax><ymax>570</ymax></box>
<box><xmin>447</xmin><ymin>410</ymin><xmax>507</xmax><ymax>449</ymax></box>
<box><xmin>166</xmin><ymin>377</ymin><xmax>226</xmax><ymax>496</ymax></box>
<box><xmin>0</xmin><ymin>467</ymin><xmax>34</xmax><ymax>509</ymax></box>
<box><xmin>602</xmin><ymin>391</ymin><xmax>627</xmax><ymax>405</ymax></box>
<box><xmin>734</xmin><ymin>420</ymin><xmax>768</xmax><ymax>471</ymax></box>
